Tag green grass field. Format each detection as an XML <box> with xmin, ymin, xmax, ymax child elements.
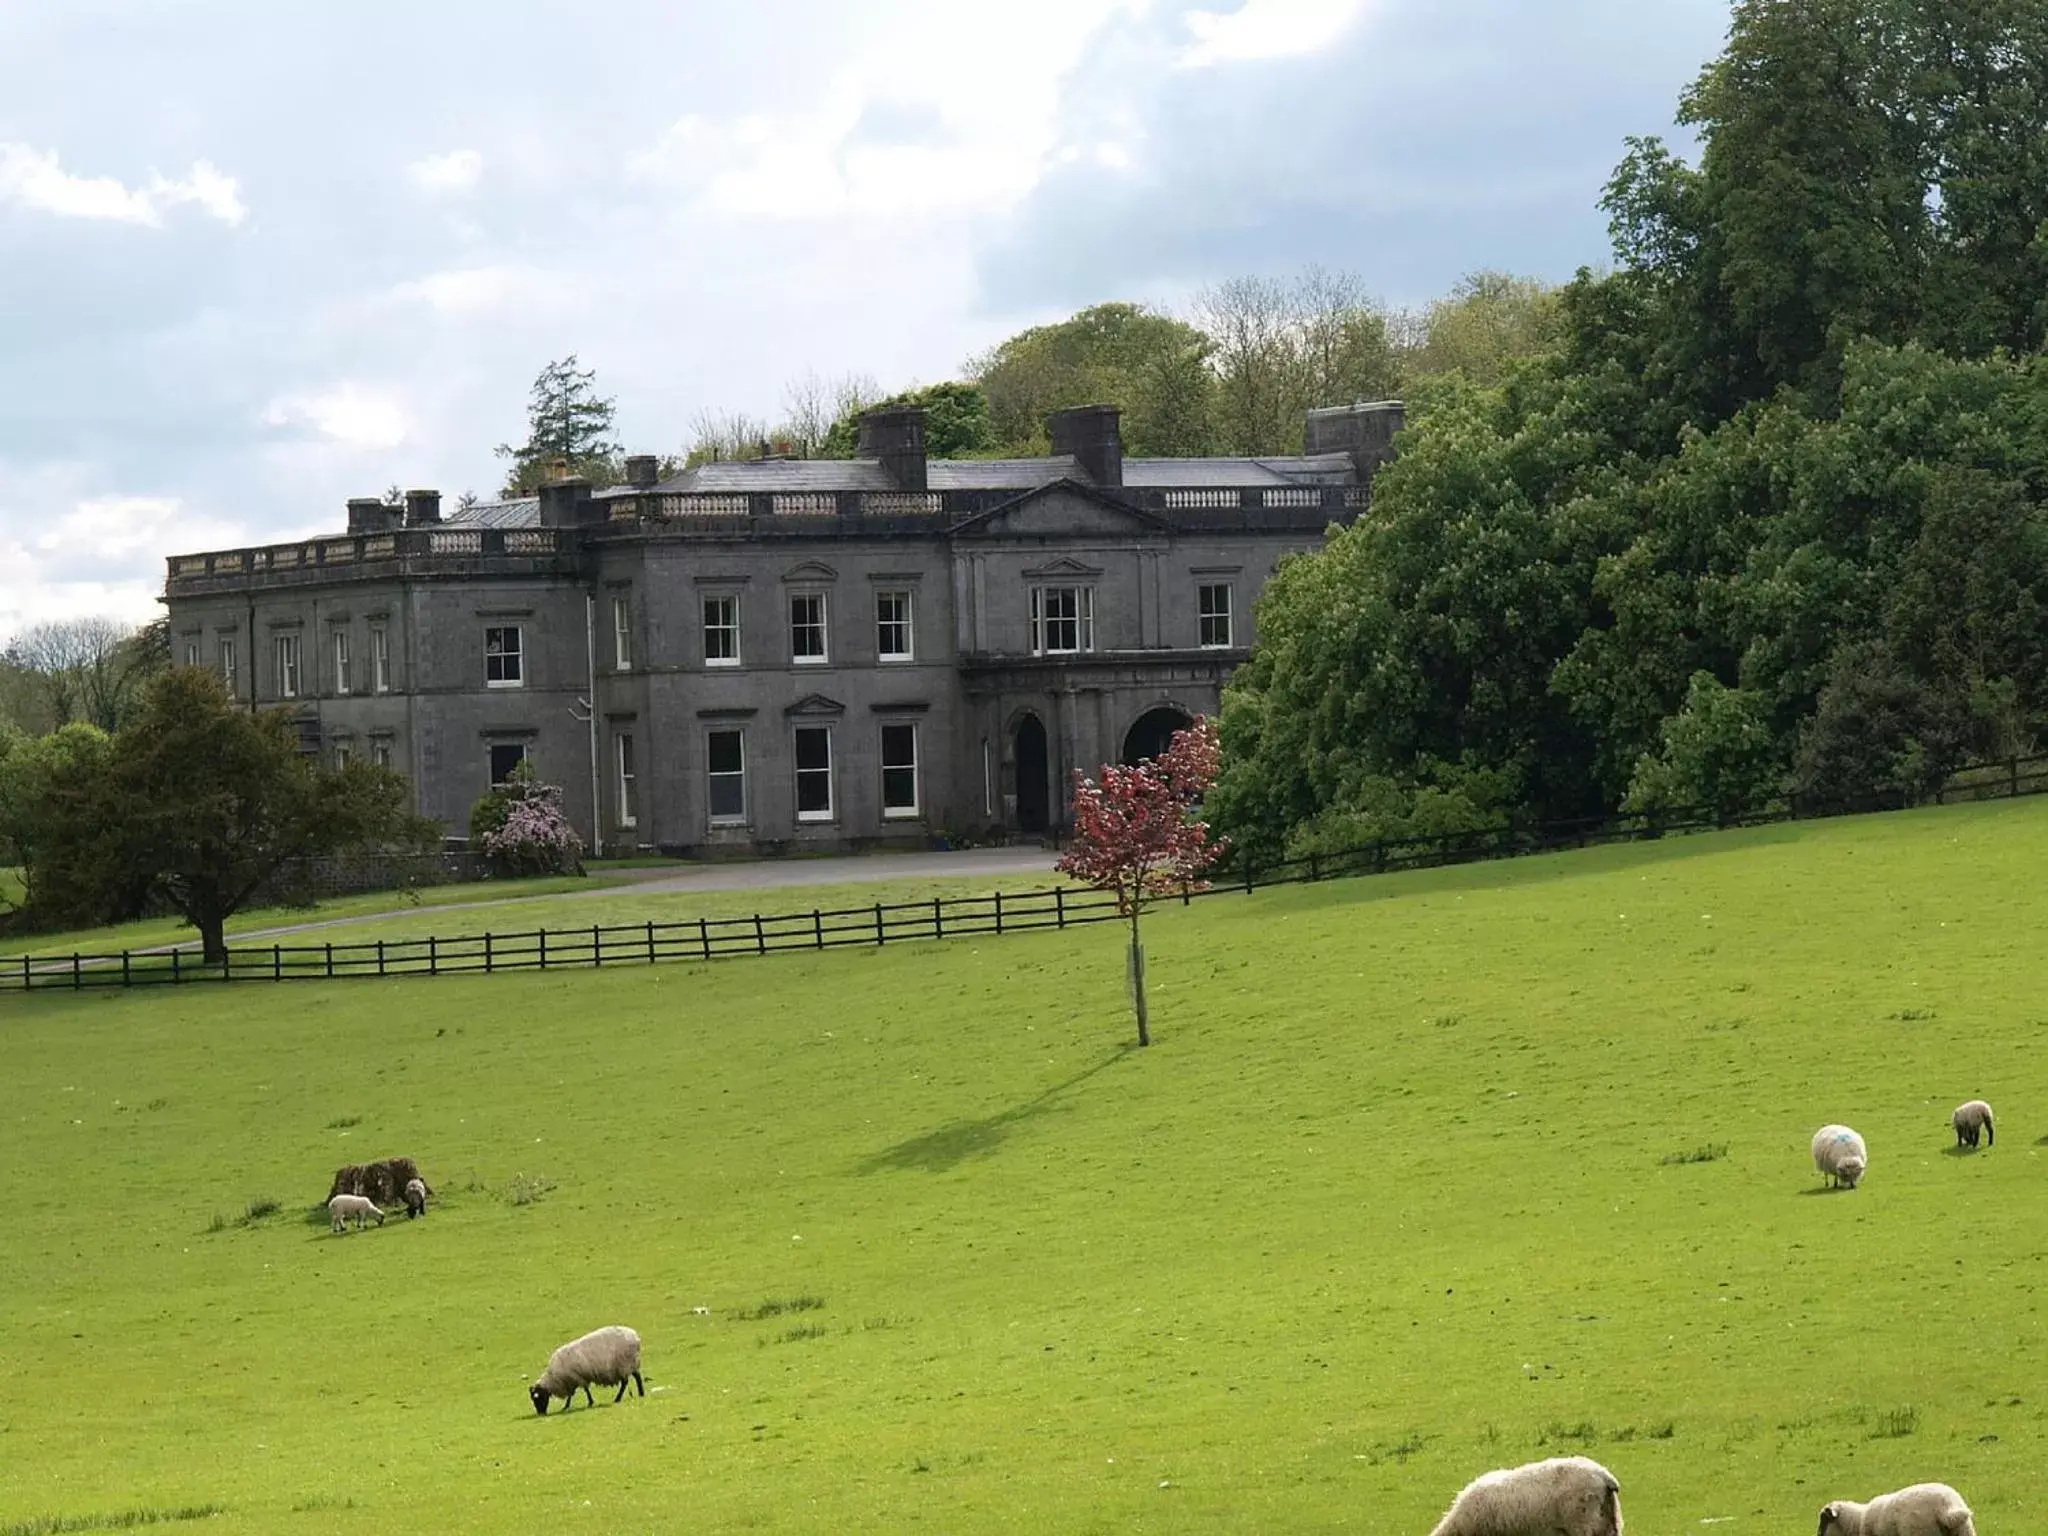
<box><xmin>4</xmin><ymin>801</ymin><xmax>2045</xmax><ymax>1532</ymax></box>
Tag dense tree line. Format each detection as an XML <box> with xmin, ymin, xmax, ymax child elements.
<box><xmin>1211</xmin><ymin>0</ymin><xmax>2048</xmax><ymax>860</ymax></box>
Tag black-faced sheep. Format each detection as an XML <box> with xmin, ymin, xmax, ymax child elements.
<box><xmin>328</xmin><ymin>1194</ymin><xmax>384</xmax><ymax>1232</ymax></box>
<box><xmin>529</xmin><ymin>1325</ymin><xmax>643</xmax><ymax>1416</ymax></box>
<box><xmin>402</xmin><ymin>1178</ymin><xmax>428</xmax><ymax>1218</ymax></box>
<box><xmin>1951</xmin><ymin>1100</ymin><xmax>1994</xmax><ymax>1150</ymax></box>
<box><xmin>1813</xmin><ymin>1124</ymin><xmax>1868</xmax><ymax>1189</ymax></box>
<box><xmin>1426</xmin><ymin>1454</ymin><xmax>1622</xmax><ymax>1536</ymax></box>
<box><xmin>1818</xmin><ymin>1480</ymin><xmax>1975</xmax><ymax>1534</ymax></box>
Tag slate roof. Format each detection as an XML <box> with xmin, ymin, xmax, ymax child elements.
<box><xmin>444</xmin><ymin>496</ymin><xmax>540</xmax><ymax>528</ymax></box>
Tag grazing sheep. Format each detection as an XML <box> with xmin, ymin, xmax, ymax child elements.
<box><xmin>402</xmin><ymin>1178</ymin><xmax>428</xmax><ymax>1219</ymax></box>
<box><xmin>1951</xmin><ymin>1100</ymin><xmax>1994</xmax><ymax>1150</ymax></box>
<box><xmin>328</xmin><ymin>1193</ymin><xmax>384</xmax><ymax>1232</ymax></box>
<box><xmin>1818</xmin><ymin>1481</ymin><xmax>1975</xmax><ymax>1534</ymax></box>
<box><xmin>1426</xmin><ymin>1455</ymin><xmax>1623</xmax><ymax>1536</ymax></box>
<box><xmin>1813</xmin><ymin>1124</ymin><xmax>1868</xmax><ymax>1190</ymax></box>
<box><xmin>529</xmin><ymin>1325</ymin><xmax>644</xmax><ymax>1416</ymax></box>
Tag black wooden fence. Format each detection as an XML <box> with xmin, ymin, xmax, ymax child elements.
<box><xmin>7</xmin><ymin>752</ymin><xmax>2047</xmax><ymax>994</ymax></box>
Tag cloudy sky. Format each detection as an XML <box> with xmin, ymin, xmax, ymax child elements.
<box><xmin>0</xmin><ymin>0</ymin><xmax>1732</xmax><ymax>643</ymax></box>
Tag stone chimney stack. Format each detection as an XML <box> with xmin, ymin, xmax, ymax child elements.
<box><xmin>1304</xmin><ymin>400</ymin><xmax>1405</xmax><ymax>479</ymax></box>
<box><xmin>1047</xmin><ymin>404</ymin><xmax>1124</xmax><ymax>488</ymax></box>
<box><xmin>346</xmin><ymin>497</ymin><xmax>396</xmax><ymax>534</ymax></box>
<box><xmin>856</xmin><ymin>405</ymin><xmax>928</xmax><ymax>492</ymax></box>
<box><xmin>624</xmin><ymin>454</ymin><xmax>660</xmax><ymax>489</ymax></box>
<box><xmin>403</xmin><ymin>488</ymin><xmax>443</xmax><ymax>527</ymax></box>
<box><xmin>537</xmin><ymin>477</ymin><xmax>600</xmax><ymax>528</ymax></box>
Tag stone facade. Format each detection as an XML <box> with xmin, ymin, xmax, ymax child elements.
<box><xmin>161</xmin><ymin>402</ymin><xmax>1400</xmax><ymax>855</ymax></box>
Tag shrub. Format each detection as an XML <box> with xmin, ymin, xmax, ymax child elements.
<box><xmin>473</xmin><ymin>771</ymin><xmax>585</xmax><ymax>878</ymax></box>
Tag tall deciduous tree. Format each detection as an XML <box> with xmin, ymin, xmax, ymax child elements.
<box><xmin>1056</xmin><ymin>718</ymin><xmax>1226</xmax><ymax>1048</ymax></box>
<box><xmin>3</xmin><ymin>616</ymin><xmax>157</xmax><ymax>732</ymax></box>
<box><xmin>972</xmin><ymin>302</ymin><xmax>1219</xmax><ymax>456</ymax></box>
<box><xmin>497</xmin><ymin>355</ymin><xmax>622</xmax><ymax>494</ymax></box>
<box><xmin>818</xmin><ymin>381</ymin><xmax>996</xmax><ymax>459</ymax></box>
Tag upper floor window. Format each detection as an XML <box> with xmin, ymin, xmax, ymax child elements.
<box><xmin>613</xmin><ymin>596</ymin><xmax>632</xmax><ymax>671</ymax></box>
<box><xmin>1030</xmin><ymin>586</ymin><xmax>1093</xmax><ymax>656</ymax></box>
<box><xmin>485</xmin><ymin>625</ymin><xmax>523</xmax><ymax>688</ymax></box>
<box><xmin>370</xmin><ymin>625</ymin><xmax>391</xmax><ymax>693</ymax></box>
<box><xmin>876</xmin><ymin>590</ymin><xmax>914</xmax><ymax>662</ymax></box>
<box><xmin>182</xmin><ymin>638</ymin><xmax>200</xmax><ymax>668</ymax></box>
<box><xmin>1198</xmin><ymin>583</ymin><xmax>1234</xmax><ymax>649</ymax></box>
<box><xmin>274</xmin><ymin>634</ymin><xmax>301</xmax><ymax>700</ymax></box>
<box><xmin>332</xmin><ymin>629</ymin><xmax>351</xmax><ymax>695</ymax></box>
<box><xmin>790</xmin><ymin>592</ymin><xmax>828</xmax><ymax>664</ymax></box>
<box><xmin>703</xmin><ymin>595</ymin><xmax>740</xmax><ymax>667</ymax></box>
<box><xmin>219</xmin><ymin>635</ymin><xmax>237</xmax><ymax>693</ymax></box>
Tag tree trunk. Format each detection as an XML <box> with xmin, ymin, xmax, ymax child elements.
<box><xmin>1127</xmin><ymin>909</ymin><xmax>1149</xmax><ymax>1048</ymax></box>
<box><xmin>197</xmin><ymin>905</ymin><xmax>229</xmax><ymax>967</ymax></box>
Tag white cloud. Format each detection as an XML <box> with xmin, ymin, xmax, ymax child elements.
<box><xmin>0</xmin><ymin>143</ymin><xmax>246</xmax><ymax>226</ymax></box>
<box><xmin>1178</xmin><ymin>0</ymin><xmax>1374</xmax><ymax>68</ymax></box>
<box><xmin>390</xmin><ymin>264</ymin><xmax>570</xmax><ymax>316</ymax></box>
<box><xmin>261</xmin><ymin>385</ymin><xmax>411</xmax><ymax>451</ymax></box>
<box><xmin>407</xmin><ymin>148</ymin><xmax>484</xmax><ymax>194</ymax></box>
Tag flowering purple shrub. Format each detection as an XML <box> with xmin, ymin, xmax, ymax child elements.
<box><xmin>479</xmin><ymin>779</ymin><xmax>585</xmax><ymax>877</ymax></box>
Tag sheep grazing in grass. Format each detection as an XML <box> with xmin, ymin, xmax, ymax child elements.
<box><xmin>529</xmin><ymin>1325</ymin><xmax>644</xmax><ymax>1416</ymax></box>
<box><xmin>1813</xmin><ymin>1124</ymin><xmax>1868</xmax><ymax>1190</ymax></box>
<box><xmin>1951</xmin><ymin>1100</ymin><xmax>1994</xmax><ymax>1151</ymax></box>
<box><xmin>1426</xmin><ymin>1455</ymin><xmax>1623</xmax><ymax>1536</ymax></box>
<box><xmin>402</xmin><ymin>1178</ymin><xmax>428</xmax><ymax>1219</ymax></box>
<box><xmin>328</xmin><ymin>1194</ymin><xmax>384</xmax><ymax>1232</ymax></box>
<box><xmin>1817</xmin><ymin>1481</ymin><xmax>1975</xmax><ymax>1534</ymax></box>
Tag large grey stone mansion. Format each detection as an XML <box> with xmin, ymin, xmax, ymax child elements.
<box><xmin>161</xmin><ymin>401</ymin><xmax>1400</xmax><ymax>855</ymax></box>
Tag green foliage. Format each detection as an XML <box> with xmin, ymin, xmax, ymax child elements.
<box><xmin>1403</xmin><ymin>272</ymin><xmax>1567</xmax><ymax>388</ymax></box>
<box><xmin>819</xmin><ymin>381</ymin><xmax>995</xmax><ymax>460</ymax></box>
<box><xmin>972</xmin><ymin>302</ymin><xmax>1219</xmax><ymax>456</ymax></box>
<box><xmin>496</xmin><ymin>355</ymin><xmax>622</xmax><ymax>494</ymax></box>
<box><xmin>1623</xmin><ymin>673</ymin><xmax>1782</xmax><ymax>816</ymax></box>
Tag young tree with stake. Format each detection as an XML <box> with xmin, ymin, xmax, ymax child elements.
<box><xmin>1056</xmin><ymin>716</ymin><xmax>1226</xmax><ymax>1047</ymax></box>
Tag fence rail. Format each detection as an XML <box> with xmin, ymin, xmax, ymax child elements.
<box><xmin>8</xmin><ymin>754</ymin><xmax>2048</xmax><ymax>993</ymax></box>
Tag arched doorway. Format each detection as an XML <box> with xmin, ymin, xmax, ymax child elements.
<box><xmin>1122</xmin><ymin>706</ymin><xmax>1193</xmax><ymax>766</ymax></box>
<box><xmin>1014</xmin><ymin>714</ymin><xmax>1050</xmax><ymax>834</ymax></box>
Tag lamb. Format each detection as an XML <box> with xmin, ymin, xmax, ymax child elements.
<box><xmin>1426</xmin><ymin>1455</ymin><xmax>1623</xmax><ymax>1536</ymax></box>
<box><xmin>1817</xmin><ymin>1481</ymin><xmax>1975</xmax><ymax>1534</ymax></box>
<box><xmin>528</xmin><ymin>1325</ymin><xmax>644</xmax><ymax>1416</ymax></box>
<box><xmin>402</xmin><ymin>1178</ymin><xmax>428</xmax><ymax>1218</ymax></box>
<box><xmin>328</xmin><ymin>1193</ymin><xmax>384</xmax><ymax>1232</ymax></box>
<box><xmin>1951</xmin><ymin>1100</ymin><xmax>1994</xmax><ymax>1150</ymax></box>
<box><xmin>1813</xmin><ymin>1124</ymin><xmax>1868</xmax><ymax>1190</ymax></box>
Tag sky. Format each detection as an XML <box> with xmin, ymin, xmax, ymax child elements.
<box><xmin>0</xmin><ymin>0</ymin><xmax>1734</xmax><ymax>644</ymax></box>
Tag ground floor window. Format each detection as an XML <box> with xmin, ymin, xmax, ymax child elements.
<box><xmin>794</xmin><ymin>725</ymin><xmax>834</xmax><ymax>822</ymax></box>
<box><xmin>370</xmin><ymin>738</ymin><xmax>393</xmax><ymax>770</ymax></box>
<box><xmin>615</xmin><ymin>733</ymin><xmax>638</xmax><ymax>828</ymax></box>
<box><xmin>880</xmin><ymin>723</ymin><xmax>920</xmax><ymax>818</ymax></box>
<box><xmin>707</xmin><ymin>729</ymin><xmax>746</xmax><ymax>824</ymax></box>
<box><xmin>489</xmin><ymin>742</ymin><xmax>528</xmax><ymax>785</ymax></box>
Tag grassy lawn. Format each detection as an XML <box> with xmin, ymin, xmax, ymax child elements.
<box><xmin>3</xmin><ymin>800</ymin><xmax>2045</xmax><ymax>1532</ymax></box>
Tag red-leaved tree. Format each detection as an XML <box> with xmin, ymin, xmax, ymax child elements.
<box><xmin>1056</xmin><ymin>715</ymin><xmax>1227</xmax><ymax>1047</ymax></box>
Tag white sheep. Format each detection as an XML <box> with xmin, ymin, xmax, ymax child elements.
<box><xmin>1951</xmin><ymin>1100</ymin><xmax>1994</xmax><ymax>1151</ymax></box>
<box><xmin>1818</xmin><ymin>1481</ymin><xmax>1975</xmax><ymax>1534</ymax></box>
<box><xmin>1426</xmin><ymin>1455</ymin><xmax>1622</xmax><ymax>1536</ymax></box>
<box><xmin>328</xmin><ymin>1193</ymin><xmax>384</xmax><ymax>1232</ymax></box>
<box><xmin>402</xmin><ymin>1178</ymin><xmax>428</xmax><ymax>1218</ymax></box>
<box><xmin>529</xmin><ymin>1325</ymin><xmax>644</xmax><ymax>1416</ymax></box>
<box><xmin>1813</xmin><ymin>1124</ymin><xmax>1868</xmax><ymax>1189</ymax></box>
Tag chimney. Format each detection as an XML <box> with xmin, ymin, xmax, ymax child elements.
<box><xmin>1304</xmin><ymin>400</ymin><xmax>1405</xmax><ymax>479</ymax></box>
<box><xmin>856</xmin><ymin>405</ymin><xmax>928</xmax><ymax>492</ymax></box>
<box><xmin>537</xmin><ymin>476</ymin><xmax>601</xmax><ymax>528</ymax></box>
<box><xmin>624</xmin><ymin>454</ymin><xmax>660</xmax><ymax>489</ymax></box>
<box><xmin>403</xmin><ymin>488</ymin><xmax>443</xmax><ymax>527</ymax></box>
<box><xmin>1047</xmin><ymin>404</ymin><xmax>1124</xmax><ymax>488</ymax></box>
<box><xmin>346</xmin><ymin>496</ymin><xmax>395</xmax><ymax>534</ymax></box>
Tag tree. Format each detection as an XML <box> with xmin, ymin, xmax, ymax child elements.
<box><xmin>3</xmin><ymin>616</ymin><xmax>155</xmax><ymax>732</ymax></box>
<box><xmin>971</xmin><ymin>302</ymin><xmax>1219</xmax><ymax>455</ymax></box>
<box><xmin>497</xmin><ymin>355</ymin><xmax>622</xmax><ymax>494</ymax></box>
<box><xmin>98</xmin><ymin>670</ymin><xmax>430</xmax><ymax>962</ymax></box>
<box><xmin>1399</xmin><ymin>272</ymin><xmax>1567</xmax><ymax>388</ymax></box>
<box><xmin>818</xmin><ymin>381</ymin><xmax>996</xmax><ymax>459</ymax></box>
<box><xmin>1056</xmin><ymin>717</ymin><xmax>1226</xmax><ymax>1048</ymax></box>
<box><xmin>1193</xmin><ymin>269</ymin><xmax>1401</xmax><ymax>454</ymax></box>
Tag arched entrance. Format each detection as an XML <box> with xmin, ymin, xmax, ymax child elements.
<box><xmin>1121</xmin><ymin>706</ymin><xmax>1193</xmax><ymax>766</ymax></box>
<box><xmin>1014</xmin><ymin>714</ymin><xmax>1050</xmax><ymax>834</ymax></box>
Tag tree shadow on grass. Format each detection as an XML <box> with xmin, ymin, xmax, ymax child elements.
<box><xmin>859</xmin><ymin>1046</ymin><xmax>1136</xmax><ymax>1174</ymax></box>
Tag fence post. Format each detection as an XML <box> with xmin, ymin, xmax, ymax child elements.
<box><xmin>172</xmin><ymin>948</ymin><xmax>181</xmax><ymax>985</ymax></box>
<box><xmin>122</xmin><ymin>950</ymin><xmax>131</xmax><ymax>987</ymax></box>
<box><xmin>1244</xmin><ymin>858</ymin><xmax>1255</xmax><ymax>894</ymax></box>
<box><xmin>273</xmin><ymin>944</ymin><xmax>282</xmax><ymax>981</ymax></box>
<box><xmin>540</xmin><ymin>929</ymin><xmax>549</xmax><ymax>971</ymax></box>
<box><xmin>377</xmin><ymin>940</ymin><xmax>385</xmax><ymax>977</ymax></box>
<box><xmin>20</xmin><ymin>954</ymin><xmax>29</xmax><ymax>990</ymax></box>
<box><xmin>754</xmin><ymin>914</ymin><xmax>766</xmax><ymax>955</ymax></box>
<box><xmin>699</xmin><ymin>917</ymin><xmax>711</xmax><ymax>960</ymax></box>
<box><xmin>646</xmin><ymin>921</ymin><xmax>656</xmax><ymax>964</ymax></box>
<box><xmin>1309</xmin><ymin>852</ymin><xmax>1320</xmax><ymax>883</ymax></box>
<box><xmin>325</xmin><ymin>942</ymin><xmax>333</xmax><ymax>979</ymax></box>
<box><xmin>1182</xmin><ymin>880</ymin><xmax>1190</xmax><ymax>906</ymax></box>
<box><xmin>933</xmin><ymin>896</ymin><xmax>943</xmax><ymax>939</ymax></box>
<box><xmin>2013</xmin><ymin>757</ymin><xmax>2022</xmax><ymax>797</ymax></box>
<box><xmin>72</xmin><ymin>952</ymin><xmax>81</xmax><ymax>990</ymax></box>
<box><xmin>429</xmin><ymin>936</ymin><xmax>438</xmax><ymax>976</ymax></box>
<box><xmin>223</xmin><ymin>945</ymin><xmax>231</xmax><ymax>983</ymax></box>
<box><xmin>813</xmin><ymin>910</ymin><xmax>823</xmax><ymax>949</ymax></box>
<box><xmin>1055</xmin><ymin>887</ymin><xmax>1065</xmax><ymax>928</ymax></box>
<box><xmin>994</xmin><ymin>890</ymin><xmax>1004</xmax><ymax>934</ymax></box>
<box><xmin>875</xmin><ymin>903</ymin><xmax>885</xmax><ymax>946</ymax></box>
<box><xmin>484</xmin><ymin>932</ymin><xmax>494</xmax><ymax>973</ymax></box>
<box><xmin>592</xmin><ymin>924</ymin><xmax>602</xmax><ymax>969</ymax></box>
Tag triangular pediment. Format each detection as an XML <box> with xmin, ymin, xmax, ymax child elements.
<box><xmin>783</xmin><ymin>693</ymin><xmax>847</xmax><ymax>717</ymax></box>
<box><xmin>950</xmin><ymin>480</ymin><xmax>1167</xmax><ymax>541</ymax></box>
<box><xmin>781</xmin><ymin>559</ymin><xmax>839</xmax><ymax>583</ymax></box>
<box><xmin>1022</xmin><ymin>555</ymin><xmax>1104</xmax><ymax>580</ymax></box>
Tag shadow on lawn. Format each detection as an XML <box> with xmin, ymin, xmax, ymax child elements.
<box><xmin>860</xmin><ymin>1047</ymin><xmax>1135</xmax><ymax>1174</ymax></box>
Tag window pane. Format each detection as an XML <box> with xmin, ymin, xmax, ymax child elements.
<box><xmin>877</xmin><ymin>590</ymin><xmax>912</xmax><ymax>659</ymax></box>
<box><xmin>489</xmin><ymin>744</ymin><xmax>526</xmax><ymax>784</ymax></box>
<box><xmin>704</xmin><ymin>596</ymin><xmax>739</xmax><ymax>663</ymax></box>
<box><xmin>795</xmin><ymin>726</ymin><xmax>831</xmax><ymax>773</ymax></box>
<box><xmin>791</xmin><ymin>593</ymin><xmax>827</xmax><ymax>661</ymax></box>
<box><xmin>795</xmin><ymin>726</ymin><xmax>832</xmax><ymax>817</ymax></box>
<box><xmin>881</xmin><ymin>723</ymin><xmax>918</xmax><ymax>814</ymax></box>
<box><xmin>708</xmin><ymin>730</ymin><xmax>744</xmax><ymax>775</ymax></box>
